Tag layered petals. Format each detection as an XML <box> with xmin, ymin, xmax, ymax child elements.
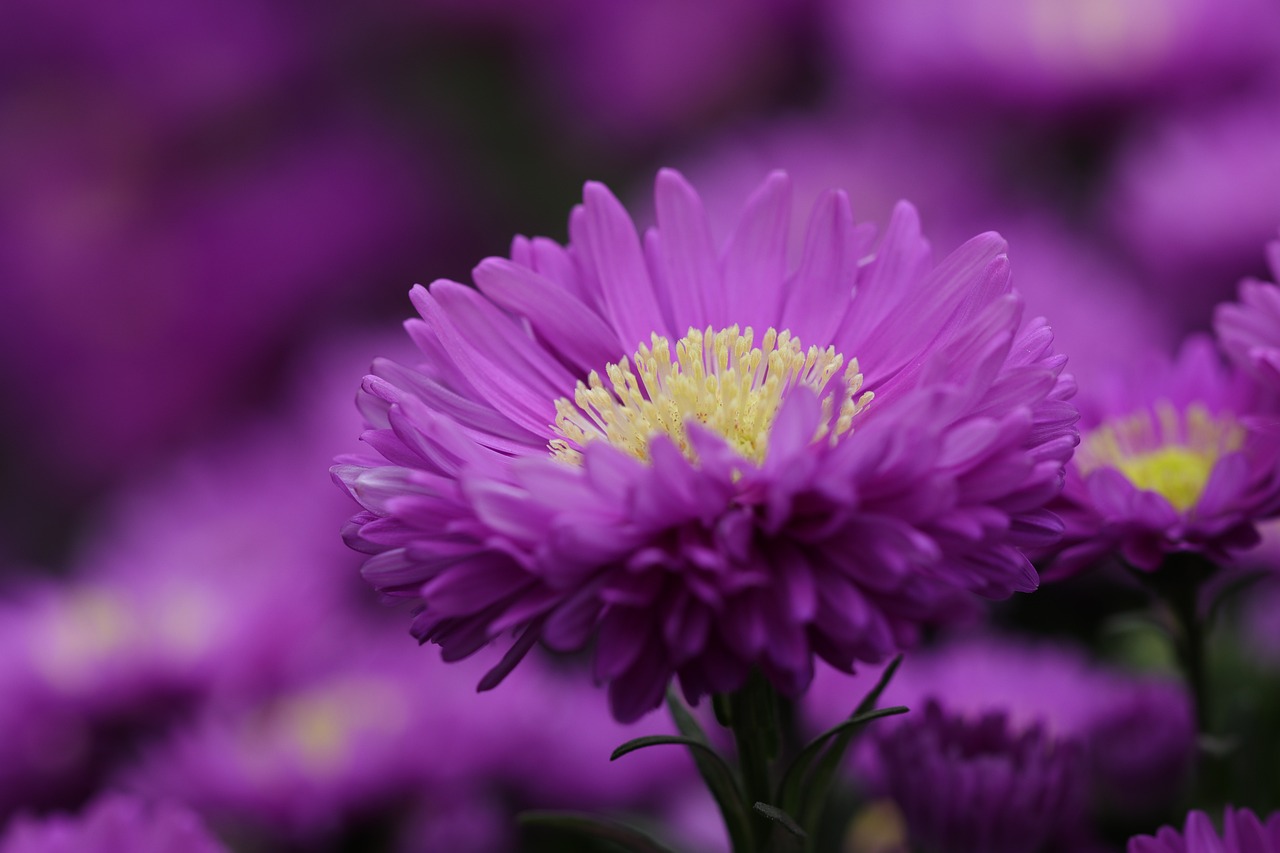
<box><xmin>336</xmin><ymin>170</ymin><xmax>1077</xmax><ymax>721</ymax></box>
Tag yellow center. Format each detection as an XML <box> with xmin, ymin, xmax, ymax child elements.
<box><xmin>1076</xmin><ymin>402</ymin><xmax>1244</xmax><ymax>512</ymax></box>
<box><xmin>549</xmin><ymin>326</ymin><xmax>872</xmax><ymax>465</ymax></box>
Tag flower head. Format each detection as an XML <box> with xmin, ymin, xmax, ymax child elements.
<box><xmin>1042</xmin><ymin>336</ymin><xmax>1280</xmax><ymax>577</ymax></box>
<box><xmin>335</xmin><ymin>169</ymin><xmax>1077</xmax><ymax>721</ymax></box>
<box><xmin>804</xmin><ymin>634</ymin><xmax>1194</xmax><ymax>821</ymax></box>
<box><xmin>1128</xmin><ymin>807</ymin><xmax>1280</xmax><ymax>853</ymax></box>
<box><xmin>871</xmin><ymin>700</ymin><xmax>1085</xmax><ymax>853</ymax></box>
<box><xmin>1215</xmin><ymin>234</ymin><xmax>1280</xmax><ymax>395</ymax></box>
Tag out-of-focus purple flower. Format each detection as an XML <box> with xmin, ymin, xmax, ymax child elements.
<box><xmin>1215</xmin><ymin>235</ymin><xmax>1280</xmax><ymax>395</ymax></box>
<box><xmin>804</xmin><ymin>634</ymin><xmax>1195</xmax><ymax>819</ymax></box>
<box><xmin>121</xmin><ymin>621</ymin><xmax>695</xmax><ymax>850</ymax></box>
<box><xmin>0</xmin><ymin>794</ymin><xmax>227</xmax><ymax>853</ymax></box>
<box><xmin>873</xmin><ymin>700</ymin><xmax>1085</xmax><ymax>853</ymax></box>
<box><xmin>1106</xmin><ymin>91</ymin><xmax>1280</xmax><ymax>327</ymax></box>
<box><xmin>0</xmin><ymin>333</ymin><xmax>409</xmax><ymax>817</ymax></box>
<box><xmin>1042</xmin><ymin>336</ymin><xmax>1280</xmax><ymax>577</ymax></box>
<box><xmin>1128</xmin><ymin>807</ymin><xmax>1280</xmax><ymax>852</ymax></box>
<box><xmin>336</xmin><ymin>168</ymin><xmax>1078</xmax><ymax>722</ymax></box>
<box><xmin>826</xmin><ymin>0</ymin><xmax>1280</xmax><ymax>111</ymax></box>
<box><xmin>0</xmin><ymin>100</ymin><xmax>432</xmax><ymax>498</ymax></box>
<box><xmin>528</xmin><ymin>0</ymin><xmax>806</xmax><ymax>142</ymax></box>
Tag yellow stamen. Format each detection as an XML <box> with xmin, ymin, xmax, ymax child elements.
<box><xmin>1076</xmin><ymin>401</ymin><xmax>1244</xmax><ymax>512</ymax></box>
<box><xmin>549</xmin><ymin>325</ymin><xmax>872</xmax><ymax>465</ymax></box>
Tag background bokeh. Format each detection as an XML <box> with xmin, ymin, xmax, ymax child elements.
<box><xmin>2</xmin><ymin>1</ymin><xmax>1280</xmax><ymax>850</ymax></box>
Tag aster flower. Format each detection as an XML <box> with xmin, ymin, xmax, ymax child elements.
<box><xmin>1128</xmin><ymin>807</ymin><xmax>1280</xmax><ymax>853</ymax></box>
<box><xmin>0</xmin><ymin>794</ymin><xmax>227</xmax><ymax>853</ymax></box>
<box><xmin>1041</xmin><ymin>335</ymin><xmax>1280</xmax><ymax>578</ymax></box>
<box><xmin>804</xmin><ymin>633</ymin><xmax>1195</xmax><ymax>819</ymax></box>
<box><xmin>1215</xmin><ymin>233</ymin><xmax>1280</xmax><ymax>395</ymax></box>
<box><xmin>335</xmin><ymin>169</ymin><xmax>1077</xmax><ymax>722</ymax></box>
<box><xmin>122</xmin><ymin>620</ymin><xmax>696</xmax><ymax>849</ymax></box>
<box><xmin>870</xmin><ymin>700</ymin><xmax>1085</xmax><ymax>853</ymax></box>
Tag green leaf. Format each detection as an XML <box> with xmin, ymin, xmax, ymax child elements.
<box><xmin>518</xmin><ymin>810</ymin><xmax>678</xmax><ymax>853</ymax></box>
<box><xmin>777</xmin><ymin>705</ymin><xmax>909</xmax><ymax>817</ymax></box>
<box><xmin>753</xmin><ymin>802</ymin><xmax>807</xmax><ymax>838</ymax></box>
<box><xmin>854</xmin><ymin>654</ymin><xmax>904</xmax><ymax>718</ymax></box>
<box><xmin>775</xmin><ymin>654</ymin><xmax>907</xmax><ymax>834</ymax></box>
<box><xmin>665</xmin><ymin>687</ymin><xmax>757</xmax><ymax>853</ymax></box>
<box><xmin>611</xmin><ymin>734</ymin><xmax>734</xmax><ymax>768</ymax></box>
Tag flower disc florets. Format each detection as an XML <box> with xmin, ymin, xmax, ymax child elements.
<box><xmin>550</xmin><ymin>325</ymin><xmax>871</xmax><ymax>466</ymax></box>
<box><xmin>333</xmin><ymin>169</ymin><xmax>1078</xmax><ymax>722</ymax></box>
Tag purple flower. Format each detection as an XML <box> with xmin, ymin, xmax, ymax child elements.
<box><xmin>872</xmin><ymin>700</ymin><xmax>1085</xmax><ymax>853</ymax></box>
<box><xmin>825</xmin><ymin>0</ymin><xmax>1280</xmax><ymax>111</ymax></box>
<box><xmin>1129</xmin><ymin>807</ymin><xmax>1280</xmax><ymax>852</ymax></box>
<box><xmin>804</xmin><ymin>633</ymin><xmax>1195</xmax><ymax>819</ymax></box>
<box><xmin>335</xmin><ymin>169</ymin><xmax>1077</xmax><ymax>722</ymax></box>
<box><xmin>1042</xmin><ymin>336</ymin><xmax>1280</xmax><ymax>577</ymax></box>
<box><xmin>121</xmin><ymin>623</ymin><xmax>696</xmax><ymax>849</ymax></box>
<box><xmin>1105</xmin><ymin>91</ymin><xmax>1280</xmax><ymax>328</ymax></box>
<box><xmin>1215</xmin><ymin>234</ymin><xmax>1280</xmax><ymax>395</ymax></box>
<box><xmin>0</xmin><ymin>794</ymin><xmax>227</xmax><ymax>853</ymax></box>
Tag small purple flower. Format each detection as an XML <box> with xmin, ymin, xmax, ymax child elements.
<box><xmin>0</xmin><ymin>794</ymin><xmax>227</xmax><ymax>853</ymax></box>
<box><xmin>872</xmin><ymin>700</ymin><xmax>1085</xmax><ymax>853</ymax></box>
<box><xmin>335</xmin><ymin>169</ymin><xmax>1077</xmax><ymax>722</ymax></box>
<box><xmin>1042</xmin><ymin>336</ymin><xmax>1280</xmax><ymax>577</ymax></box>
<box><xmin>1128</xmin><ymin>807</ymin><xmax>1280</xmax><ymax>853</ymax></box>
<box><xmin>1215</xmin><ymin>234</ymin><xmax>1280</xmax><ymax>395</ymax></box>
<box><xmin>804</xmin><ymin>633</ymin><xmax>1195</xmax><ymax>819</ymax></box>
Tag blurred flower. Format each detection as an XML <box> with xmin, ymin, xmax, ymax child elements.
<box><xmin>1215</xmin><ymin>234</ymin><xmax>1280</xmax><ymax>395</ymax></box>
<box><xmin>1042</xmin><ymin>336</ymin><xmax>1280</xmax><ymax>577</ymax></box>
<box><xmin>528</xmin><ymin>0</ymin><xmax>805</xmax><ymax>143</ymax></box>
<box><xmin>0</xmin><ymin>99</ymin><xmax>431</xmax><ymax>497</ymax></box>
<box><xmin>870</xmin><ymin>700</ymin><xmax>1085</xmax><ymax>853</ymax></box>
<box><xmin>825</xmin><ymin>0</ymin><xmax>1280</xmax><ymax>111</ymax></box>
<box><xmin>335</xmin><ymin>168</ymin><xmax>1077</xmax><ymax>722</ymax></box>
<box><xmin>0</xmin><ymin>793</ymin><xmax>227</xmax><ymax>853</ymax></box>
<box><xmin>0</xmin><ymin>333</ymin><xmax>403</xmax><ymax>817</ymax></box>
<box><xmin>1106</xmin><ymin>90</ymin><xmax>1280</xmax><ymax>327</ymax></box>
<box><xmin>804</xmin><ymin>633</ymin><xmax>1195</xmax><ymax>819</ymax></box>
<box><xmin>121</xmin><ymin>621</ymin><xmax>695</xmax><ymax>851</ymax></box>
<box><xmin>1128</xmin><ymin>807</ymin><xmax>1280</xmax><ymax>852</ymax></box>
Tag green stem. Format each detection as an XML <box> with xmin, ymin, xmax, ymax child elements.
<box><xmin>718</xmin><ymin>671</ymin><xmax>783</xmax><ymax>852</ymax></box>
<box><xmin>1141</xmin><ymin>552</ymin><xmax>1216</xmax><ymax>735</ymax></box>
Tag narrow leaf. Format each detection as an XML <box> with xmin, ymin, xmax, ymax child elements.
<box><xmin>777</xmin><ymin>705</ymin><xmax>909</xmax><ymax>816</ymax></box>
<box><xmin>753</xmin><ymin>802</ymin><xmax>807</xmax><ymax>838</ymax></box>
<box><xmin>797</xmin><ymin>706</ymin><xmax>909</xmax><ymax>832</ymax></box>
<box><xmin>611</xmin><ymin>734</ymin><xmax>734</xmax><ymax>769</ymax></box>
<box><xmin>666</xmin><ymin>687</ymin><xmax>756</xmax><ymax>853</ymax></box>
<box><xmin>854</xmin><ymin>654</ymin><xmax>904</xmax><ymax>717</ymax></box>
<box><xmin>519</xmin><ymin>810</ymin><xmax>678</xmax><ymax>853</ymax></box>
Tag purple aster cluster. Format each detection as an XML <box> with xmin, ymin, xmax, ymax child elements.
<box><xmin>6</xmin><ymin>0</ymin><xmax>1280</xmax><ymax>850</ymax></box>
<box><xmin>335</xmin><ymin>168</ymin><xmax>1077</xmax><ymax>722</ymax></box>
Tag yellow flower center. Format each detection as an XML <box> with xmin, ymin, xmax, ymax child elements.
<box><xmin>549</xmin><ymin>325</ymin><xmax>873</xmax><ymax>465</ymax></box>
<box><xmin>1076</xmin><ymin>402</ymin><xmax>1245</xmax><ymax>512</ymax></box>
